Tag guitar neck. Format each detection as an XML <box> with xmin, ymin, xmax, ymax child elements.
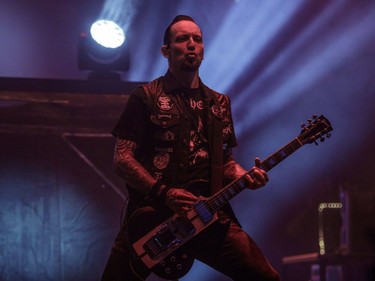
<box><xmin>207</xmin><ymin>137</ymin><xmax>304</xmax><ymax>213</ymax></box>
<box><xmin>259</xmin><ymin>137</ymin><xmax>303</xmax><ymax>172</ymax></box>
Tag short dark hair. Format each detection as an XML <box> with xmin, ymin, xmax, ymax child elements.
<box><xmin>163</xmin><ymin>15</ymin><xmax>196</xmax><ymax>46</ymax></box>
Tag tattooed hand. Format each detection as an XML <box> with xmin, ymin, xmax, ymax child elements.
<box><xmin>245</xmin><ymin>157</ymin><xmax>269</xmax><ymax>190</ymax></box>
<box><xmin>164</xmin><ymin>188</ymin><xmax>198</xmax><ymax>216</ymax></box>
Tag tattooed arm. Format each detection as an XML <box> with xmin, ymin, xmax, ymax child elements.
<box><xmin>113</xmin><ymin>137</ymin><xmax>157</xmax><ymax>195</ymax></box>
<box><xmin>223</xmin><ymin>148</ymin><xmax>248</xmax><ymax>183</ymax></box>
<box><xmin>223</xmin><ymin>148</ymin><xmax>269</xmax><ymax>190</ymax></box>
<box><xmin>114</xmin><ymin>137</ymin><xmax>198</xmax><ymax>215</ymax></box>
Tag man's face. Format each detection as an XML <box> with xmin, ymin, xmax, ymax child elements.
<box><xmin>163</xmin><ymin>20</ymin><xmax>204</xmax><ymax>72</ymax></box>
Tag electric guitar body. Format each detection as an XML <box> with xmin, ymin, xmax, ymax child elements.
<box><xmin>127</xmin><ymin>181</ymin><xmax>217</xmax><ymax>280</ymax></box>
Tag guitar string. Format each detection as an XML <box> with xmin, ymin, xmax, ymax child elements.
<box><xmin>193</xmin><ymin>176</ymin><xmax>248</xmax><ymax>216</ymax></box>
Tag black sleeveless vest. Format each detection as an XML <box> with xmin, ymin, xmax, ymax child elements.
<box><xmin>137</xmin><ymin>75</ymin><xmax>236</xmax><ymax>195</ymax></box>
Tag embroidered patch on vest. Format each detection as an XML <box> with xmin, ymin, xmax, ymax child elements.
<box><xmin>153</xmin><ymin>151</ymin><xmax>170</xmax><ymax>170</ymax></box>
<box><xmin>155</xmin><ymin>130</ymin><xmax>175</xmax><ymax>141</ymax></box>
<box><xmin>157</xmin><ymin>95</ymin><xmax>173</xmax><ymax>111</ymax></box>
<box><xmin>153</xmin><ymin>172</ymin><xmax>163</xmax><ymax>181</ymax></box>
<box><xmin>211</xmin><ymin>105</ymin><xmax>223</xmax><ymax>118</ymax></box>
<box><xmin>223</xmin><ymin>123</ymin><xmax>233</xmax><ymax>138</ymax></box>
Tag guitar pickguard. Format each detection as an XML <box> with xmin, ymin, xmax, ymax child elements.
<box><xmin>143</xmin><ymin>216</ymin><xmax>196</xmax><ymax>259</ymax></box>
<box><xmin>128</xmin><ymin>204</ymin><xmax>218</xmax><ymax>279</ymax></box>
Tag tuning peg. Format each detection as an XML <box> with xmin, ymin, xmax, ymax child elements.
<box><xmin>320</xmin><ymin>137</ymin><xmax>325</xmax><ymax>142</ymax></box>
<box><xmin>312</xmin><ymin>114</ymin><xmax>318</xmax><ymax>119</ymax></box>
<box><xmin>314</xmin><ymin>141</ymin><xmax>319</xmax><ymax>146</ymax></box>
<box><xmin>327</xmin><ymin>133</ymin><xmax>331</xmax><ymax>138</ymax></box>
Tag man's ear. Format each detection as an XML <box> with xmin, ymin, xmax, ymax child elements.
<box><xmin>161</xmin><ymin>45</ymin><xmax>169</xmax><ymax>58</ymax></box>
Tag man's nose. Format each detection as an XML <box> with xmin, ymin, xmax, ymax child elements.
<box><xmin>187</xmin><ymin>37</ymin><xmax>195</xmax><ymax>49</ymax></box>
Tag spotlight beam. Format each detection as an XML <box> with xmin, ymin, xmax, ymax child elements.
<box><xmin>232</xmin><ymin>2</ymin><xmax>375</xmax><ymax>136</ymax></box>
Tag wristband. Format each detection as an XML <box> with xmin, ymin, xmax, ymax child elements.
<box><xmin>149</xmin><ymin>181</ymin><xmax>171</xmax><ymax>203</ymax></box>
<box><xmin>149</xmin><ymin>181</ymin><xmax>164</xmax><ymax>199</ymax></box>
<box><xmin>158</xmin><ymin>185</ymin><xmax>171</xmax><ymax>203</ymax></box>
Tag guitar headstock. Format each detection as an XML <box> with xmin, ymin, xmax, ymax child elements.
<box><xmin>299</xmin><ymin>115</ymin><xmax>333</xmax><ymax>145</ymax></box>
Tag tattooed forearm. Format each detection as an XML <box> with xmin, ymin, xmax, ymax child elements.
<box><xmin>223</xmin><ymin>160</ymin><xmax>248</xmax><ymax>183</ymax></box>
<box><xmin>114</xmin><ymin>138</ymin><xmax>157</xmax><ymax>195</ymax></box>
<box><xmin>223</xmin><ymin>148</ymin><xmax>247</xmax><ymax>183</ymax></box>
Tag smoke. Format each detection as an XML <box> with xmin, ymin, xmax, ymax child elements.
<box><xmin>99</xmin><ymin>0</ymin><xmax>141</xmax><ymax>31</ymax></box>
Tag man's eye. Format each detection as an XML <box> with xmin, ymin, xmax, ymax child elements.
<box><xmin>194</xmin><ymin>36</ymin><xmax>202</xmax><ymax>43</ymax></box>
<box><xmin>176</xmin><ymin>36</ymin><xmax>188</xmax><ymax>42</ymax></box>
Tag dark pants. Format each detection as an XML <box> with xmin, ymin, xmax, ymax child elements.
<box><xmin>101</xmin><ymin>214</ymin><xmax>280</xmax><ymax>281</ymax></box>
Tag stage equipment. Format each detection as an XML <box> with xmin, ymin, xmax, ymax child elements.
<box><xmin>282</xmin><ymin>186</ymin><xmax>375</xmax><ymax>281</ymax></box>
<box><xmin>78</xmin><ymin>19</ymin><xmax>129</xmax><ymax>79</ymax></box>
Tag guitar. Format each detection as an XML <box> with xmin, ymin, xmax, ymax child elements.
<box><xmin>128</xmin><ymin>115</ymin><xmax>333</xmax><ymax>280</ymax></box>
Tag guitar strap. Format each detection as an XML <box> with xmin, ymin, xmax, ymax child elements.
<box><xmin>200</xmin><ymin>86</ymin><xmax>224</xmax><ymax>195</ymax></box>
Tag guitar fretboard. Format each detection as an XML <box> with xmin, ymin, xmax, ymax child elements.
<box><xmin>202</xmin><ymin>137</ymin><xmax>304</xmax><ymax>214</ymax></box>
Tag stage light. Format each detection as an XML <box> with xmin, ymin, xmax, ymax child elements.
<box><xmin>78</xmin><ymin>19</ymin><xmax>129</xmax><ymax>79</ymax></box>
<box><xmin>90</xmin><ymin>20</ymin><xmax>125</xmax><ymax>48</ymax></box>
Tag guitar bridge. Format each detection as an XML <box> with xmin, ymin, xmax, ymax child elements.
<box><xmin>172</xmin><ymin>216</ymin><xmax>196</xmax><ymax>236</ymax></box>
<box><xmin>143</xmin><ymin>224</ymin><xmax>181</xmax><ymax>259</ymax></box>
<box><xmin>143</xmin><ymin>216</ymin><xmax>196</xmax><ymax>259</ymax></box>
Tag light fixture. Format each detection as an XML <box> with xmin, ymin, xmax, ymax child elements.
<box><xmin>90</xmin><ymin>20</ymin><xmax>125</xmax><ymax>49</ymax></box>
<box><xmin>78</xmin><ymin>19</ymin><xmax>129</xmax><ymax>79</ymax></box>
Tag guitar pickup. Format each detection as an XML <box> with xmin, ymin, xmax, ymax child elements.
<box><xmin>172</xmin><ymin>216</ymin><xmax>196</xmax><ymax>237</ymax></box>
<box><xmin>143</xmin><ymin>224</ymin><xmax>181</xmax><ymax>259</ymax></box>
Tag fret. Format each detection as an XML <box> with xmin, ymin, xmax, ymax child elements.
<box><xmin>261</xmin><ymin>138</ymin><xmax>303</xmax><ymax>172</ymax></box>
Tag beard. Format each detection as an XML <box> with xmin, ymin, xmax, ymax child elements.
<box><xmin>181</xmin><ymin>58</ymin><xmax>202</xmax><ymax>72</ymax></box>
